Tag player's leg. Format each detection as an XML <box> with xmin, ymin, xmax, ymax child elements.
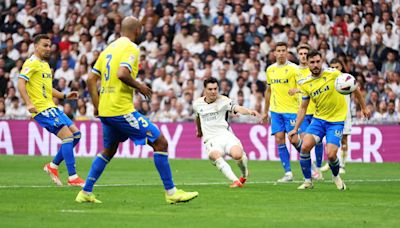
<box><xmin>68</xmin><ymin>124</ymin><xmax>81</xmax><ymax>148</ymax></box>
<box><xmin>297</xmin><ymin>133</ymin><xmax>317</xmax><ymax>189</ymax></box>
<box><xmin>76</xmin><ymin>118</ymin><xmax>121</xmax><ymax>203</ymax></box>
<box><xmin>339</xmin><ymin>134</ymin><xmax>349</xmax><ymax>174</ymax></box>
<box><xmin>208</xmin><ymin>146</ymin><xmax>241</xmax><ymax>187</ymax></box>
<box><xmin>326</xmin><ymin>122</ymin><xmax>346</xmax><ymax>190</ymax></box>
<box><xmin>149</xmin><ymin>134</ymin><xmax>198</xmax><ymax>203</ymax></box>
<box><xmin>297</xmin><ymin>118</ymin><xmax>325</xmax><ymax>189</ymax></box>
<box><xmin>50</xmin><ymin>113</ymin><xmax>80</xmax><ymax>172</ymax></box>
<box><xmin>271</xmin><ymin>112</ymin><xmax>293</xmax><ymax>182</ymax></box>
<box><xmin>124</xmin><ymin>112</ymin><xmax>197</xmax><ymax>203</ymax></box>
<box><xmin>228</xmin><ymin>138</ymin><xmax>248</xmax><ymax>186</ymax></box>
<box><xmin>76</xmin><ymin>142</ymin><xmax>119</xmax><ymax>204</ymax></box>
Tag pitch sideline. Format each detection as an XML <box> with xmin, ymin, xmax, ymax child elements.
<box><xmin>1</xmin><ymin>178</ymin><xmax>400</xmax><ymax>189</ymax></box>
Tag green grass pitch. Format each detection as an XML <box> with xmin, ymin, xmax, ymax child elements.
<box><xmin>0</xmin><ymin>155</ymin><xmax>399</xmax><ymax>227</ymax></box>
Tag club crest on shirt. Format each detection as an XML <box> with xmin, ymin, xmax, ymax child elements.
<box><xmin>23</xmin><ymin>67</ymin><xmax>30</xmax><ymax>74</ymax></box>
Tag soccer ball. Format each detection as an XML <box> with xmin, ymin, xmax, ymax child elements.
<box><xmin>334</xmin><ymin>73</ymin><xmax>358</xmax><ymax>95</ymax></box>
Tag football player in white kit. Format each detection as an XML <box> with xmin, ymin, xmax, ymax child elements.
<box><xmin>193</xmin><ymin>77</ymin><xmax>260</xmax><ymax>188</ymax></box>
<box><xmin>321</xmin><ymin>59</ymin><xmax>351</xmax><ymax>174</ymax></box>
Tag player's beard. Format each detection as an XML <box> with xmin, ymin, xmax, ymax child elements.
<box><xmin>40</xmin><ymin>51</ymin><xmax>51</xmax><ymax>61</ymax></box>
<box><xmin>311</xmin><ymin>66</ymin><xmax>321</xmax><ymax>76</ymax></box>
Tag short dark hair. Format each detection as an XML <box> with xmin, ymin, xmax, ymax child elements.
<box><xmin>306</xmin><ymin>49</ymin><xmax>321</xmax><ymax>59</ymax></box>
<box><xmin>276</xmin><ymin>42</ymin><xmax>287</xmax><ymax>48</ymax></box>
<box><xmin>203</xmin><ymin>77</ymin><xmax>219</xmax><ymax>88</ymax></box>
<box><xmin>33</xmin><ymin>34</ymin><xmax>50</xmax><ymax>44</ymax></box>
<box><xmin>330</xmin><ymin>58</ymin><xmax>341</xmax><ymax>66</ymax></box>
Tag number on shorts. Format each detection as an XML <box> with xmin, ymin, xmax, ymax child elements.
<box><xmin>138</xmin><ymin>117</ymin><xmax>149</xmax><ymax>128</ymax></box>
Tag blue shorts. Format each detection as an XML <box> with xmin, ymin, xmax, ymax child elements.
<box><xmin>34</xmin><ymin>107</ymin><xmax>73</xmax><ymax>135</ymax></box>
<box><xmin>99</xmin><ymin>111</ymin><xmax>160</xmax><ymax>149</ymax></box>
<box><xmin>305</xmin><ymin>117</ymin><xmax>344</xmax><ymax>147</ymax></box>
<box><xmin>299</xmin><ymin>114</ymin><xmax>313</xmax><ymax>134</ymax></box>
<box><xmin>270</xmin><ymin>112</ymin><xmax>297</xmax><ymax>135</ymax></box>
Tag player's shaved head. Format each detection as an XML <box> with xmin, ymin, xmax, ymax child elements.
<box><xmin>121</xmin><ymin>16</ymin><xmax>142</xmax><ymax>40</ymax></box>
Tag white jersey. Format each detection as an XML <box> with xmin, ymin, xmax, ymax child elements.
<box><xmin>343</xmin><ymin>94</ymin><xmax>352</xmax><ymax>135</ymax></box>
<box><xmin>193</xmin><ymin>96</ymin><xmax>236</xmax><ymax>142</ymax></box>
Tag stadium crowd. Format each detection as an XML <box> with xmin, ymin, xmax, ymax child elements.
<box><xmin>0</xmin><ymin>0</ymin><xmax>399</xmax><ymax>124</ymax></box>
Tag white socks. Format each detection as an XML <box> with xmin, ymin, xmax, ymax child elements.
<box><xmin>166</xmin><ymin>187</ymin><xmax>177</xmax><ymax>196</ymax></box>
<box><xmin>215</xmin><ymin>157</ymin><xmax>238</xmax><ymax>182</ymax></box>
<box><xmin>340</xmin><ymin>149</ymin><xmax>348</xmax><ymax>167</ymax></box>
<box><xmin>236</xmin><ymin>153</ymin><xmax>249</xmax><ymax>177</ymax></box>
<box><xmin>68</xmin><ymin>174</ymin><xmax>78</xmax><ymax>180</ymax></box>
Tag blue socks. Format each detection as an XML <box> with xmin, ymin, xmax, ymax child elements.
<box><xmin>60</xmin><ymin>137</ymin><xmax>76</xmax><ymax>176</ymax></box>
<box><xmin>278</xmin><ymin>144</ymin><xmax>291</xmax><ymax>172</ymax></box>
<box><xmin>73</xmin><ymin>131</ymin><xmax>81</xmax><ymax>147</ymax></box>
<box><xmin>52</xmin><ymin>131</ymin><xmax>81</xmax><ymax>166</ymax></box>
<box><xmin>329</xmin><ymin>158</ymin><xmax>340</xmax><ymax>176</ymax></box>
<box><xmin>315</xmin><ymin>142</ymin><xmax>323</xmax><ymax>168</ymax></box>
<box><xmin>300</xmin><ymin>152</ymin><xmax>312</xmax><ymax>179</ymax></box>
<box><xmin>83</xmin><ymin>154</ymin><xmax>110</xmax><ymax>192</ymax></box>
<box><xmin>153</xmin><ymin>152</ymin><xmax>175</xmax><ymax>190</ymax></box>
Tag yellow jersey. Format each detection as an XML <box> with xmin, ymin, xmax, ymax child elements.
<box><xmin>19</xmin><ymin>55</ymin><xmax>56</xmax><ymax>117</ymax></box>
<box><xmin>296</xmin><ymin>66</ymin><xmax>316</xmax><ymax>115</ymax></box>
<box><xmin>92</xmin><ymin>37</ymin><xmax>140</xmax><ymax>117</ymax></box>
<box><xmin>300</xmin><ymin>68</ymin><xmax>347</xmax><ymax>122</ymax></box>
<box><xmin>266</xmin><ymin>61</ymin><xmax>300</xmax><ymax>113</ymax></box>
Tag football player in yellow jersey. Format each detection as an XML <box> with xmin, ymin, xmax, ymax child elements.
<box><xmin>18</xmin><ymin>34</ymin><xmax>85</xmax><ymax>187</ymax></box>
<box><xmin>288</xmin><ymin>50</ymin><xmax>370</xmax><ymax>190</ymax></box>
<box><xmin>75</xmin><ymin>16</ymin><xmax>198</xmax><ymax>204</ymax></box>
<box><xmin>262</xmin><ymin>42</ymin><xmax>302</xmax><ymax>183</ymax></box>
<box><xmin>288</xmin><ymin>44</ymin><xmax>324</xmax><ymax>181</ymax></box>
<box><xmin>320</xmin><ymin>59</ymin><xmax>352</xmax><ymax>174</ymax></box>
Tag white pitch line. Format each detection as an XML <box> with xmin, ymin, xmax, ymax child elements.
<box><xmin>1</xmin><ymin>179</ymin><xmax>400</xmax><ymax>189</ymax></box>
<box><xmin>60</xmin><ymin>209</ymin><xmax>86</xmax><ymax>213</ymax></box>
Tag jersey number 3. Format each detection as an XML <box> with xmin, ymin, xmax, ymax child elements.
<box><xmin>105</xmin><ymin>54</ymin><xmax>112</xmax><ymax>81</ymax></box>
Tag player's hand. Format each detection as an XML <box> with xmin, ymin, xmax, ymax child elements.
<box><xmin>196</xmin><ymin>131</ymin><xmax>202</xmax><ymax>138</ymax></box>
<box><xmin>361</xmin><ymin>107</ymin><xmax>371</xmax><ymax>119</ymax></box>
<box><xmin>288</xmin><ymin>88</ymin><xmax>298</xmax><ymax>96</ymax></box>
<box><xmin>138</xmin><ymin>84</ymin><xmax>152</xmax><ymax>99</ymax></box>
<box><xmin>66</xmin><ymin>91</ymin><xmax>79</xmax><ymax>100</ymax></box>
<box><xmin>260</xmin><ymin>113</ymin><xmax>269</xmax><ymax>123</ymax></box>
<box><xmin>288</xmin><ymin>129</ymin><xmax>298</xmax><ymax>140</ymax></box>
<box><xmin>249</xmin><ymin>110</ymin><xmax>261</xmax><ymax>117</ymax></box>
<box><xmin>27</xmin><ymin>104</ymin><xmax>37</xmax><ymax>114</ymax></box>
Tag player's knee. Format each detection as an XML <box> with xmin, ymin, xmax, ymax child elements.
<box><xmin>301</xmin><ymin>141</ymin><xmax>312</xmax><ymax>153</ymax></box>
<box><xmin>230</xmin><ymin>146</ymin><xmax>243</xmax><ymax>160</ymax></box>
<box><xmin>209</xmin><ymin>151</ymin><xmax>221</xmax><ymax>164</ymax></box>
<box><xmin>275</xmin><ymin>135</ymin><xmax>285</xmax><ymax>144</ymax></box>
<box><xmin>326</xmin><ymin>152</ymin><xmax>337</xmax><ymax>162</ymax></box>
<box><xmin>152</xmin><ymin>135</ymin><xmax>168</xmax><ymax>152</ymax></box>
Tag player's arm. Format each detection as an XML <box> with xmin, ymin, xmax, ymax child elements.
<box><xmin>261</xmin><ymin>85</ymin><xmax>271</xmax><ymax>123</ymax></box>
<box><xmin>288</xmin><ymin>98</ymin><xmax>310</xmax><ymax>139</ymax></box>
<box><xmin>52</xmin><ymin>88</ymin><xmax>78</xmax><ymax>100</ymax></box>
<box><xmin>353</xmin><ymin>87</ymin><xmax>371</xmax><ymax>119</ymax></box>
<box><xmin>87</xmin><ymin>72</ymin><xmax>100</xmax><ymax>116</ymax></box>
<box><xmin>195</xmin><ymin>115</ymin><xmax>202</xmax><ymax>138</ymax></box>
<box><xmin>234</xmin><ymin>105</ymin><xmax>260</xmax><ymax>117</ymax></box>
<box><xmin>117</xmin><ymin>66</ymin><xmax>152</xmax><ymax>99</ymax></box>
<box><xmin>17</xmin><ymin>78</ymin><xmax>37</xmax><ymax>114</ymax></box>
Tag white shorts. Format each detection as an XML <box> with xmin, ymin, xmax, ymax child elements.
<box><xmin>203</xmin><ymin>132</ymin><xmax>243</xmax><ymax>157</ymax></box>
<box><xmin>343</xmin><ymin>115</ymin><xmax>352</xmax><ymax>135</ymax></box>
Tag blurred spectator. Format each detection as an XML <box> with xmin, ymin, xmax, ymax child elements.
<box><xmin>0</xmin><ymin>0</ymin><xmax>399</xmax><ymax>125</ymax></box>
<box><xmin>5</xmin><ymin>96</ymin><xmax>29</xmax><ymax>119</ymax></box>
